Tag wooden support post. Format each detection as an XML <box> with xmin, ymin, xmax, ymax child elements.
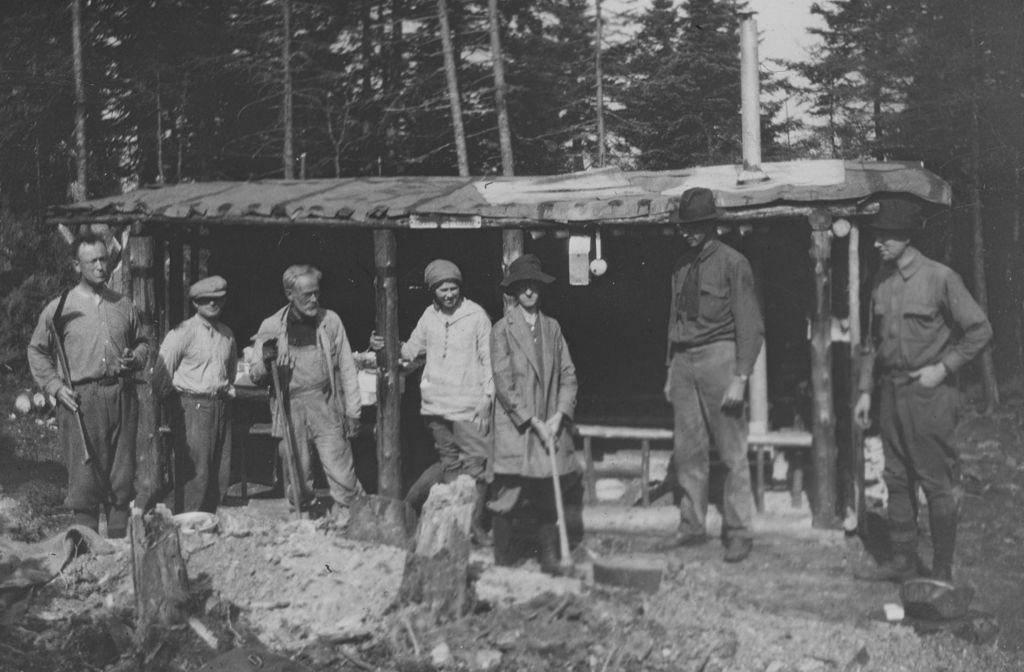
<box><xmin>154</xmin><ymin>236</ymin><xmax>168</xmax><ymax>339</ymax></box>
<box><xmin>808</xmin><ymin>210</ymin><xmax>840</xmax><ymax>529</ymax></box>
<box><xmin>374</xmin><ymin>229</ymin><xmax>402</xmax><ymax>499</ymax></box>
<box><xmin>848</xmin><ymin>223</ymin><xmax>864</xmax><ymax>525</ymax></box>
<box><xmin>746</xmin><ymin>228</ymin><xmax>769</xmax><ymax>508</ymax></box>
<box><xmin>501</xmin><ymin>229</ymin><xmax>523</xmax><ymax>313</ymax></box>
<box><xmin>167</xmin><ymin>238</ymin><xmax>184</xmax><ymax>329</ymax></box>
<box><xmin>130</xmin><ymin>229</ymin><xmax>162</xmax><ymax>509</ymax></box>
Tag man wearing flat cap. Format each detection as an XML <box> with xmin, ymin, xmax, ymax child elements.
<box><xmin>661</xmin><ymin>187</ymin><xmax>764</xmax><ymax>563</ymax></box>
<box><xmin>152</xmin><ymin>275</ymin><xmax>237</xmax><ymax>513</ymax></box>
<box><xmin>854</xmin><ymin>199</ymin><xmax>991</xmax><ymax>583</ymax></box>
<box><xmin>370</xmin><ymin>259</ymin><xmax>494</xmax><ymax>544</ymax></box>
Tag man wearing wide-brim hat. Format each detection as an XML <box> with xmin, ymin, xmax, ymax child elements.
<box><xmin>659</xmin><ymin>187</ymin><xmax>764</xmax><ymax>563</ymax></box>
<box><xmin>152</xmin><ymin>275</ymin><xmax>237</xmax><ymax>513</ymax></box>
<box><xmin>853</xmin><ymin>198</ymin><xmax>991</xmax><ymax>584</ymax></box>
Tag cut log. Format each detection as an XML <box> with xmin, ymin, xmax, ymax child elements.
<box><xmin>347</xmin><ymin>494</ymin><xmax>418</xmax><ymax>549</ymax></box>
<box><xmin>130</xmin><ymin>504</ymin><xmax>190</xmax><ymax>665</ymax></box>
<box><xmin>398</xmin><ymin>475</ymin><xmax>475</xmax><ymax>621</ymax></box>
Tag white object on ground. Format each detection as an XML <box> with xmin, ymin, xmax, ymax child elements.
<box><xmin>883</xmin><ymin>603</ymin><xmax>904</xmax><ymax>622</ymax></box>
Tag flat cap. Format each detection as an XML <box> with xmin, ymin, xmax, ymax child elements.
<box><xmin>189</xmin><ymin>275</ymin><xmax>228</xmax><ymax>299</ymax></box>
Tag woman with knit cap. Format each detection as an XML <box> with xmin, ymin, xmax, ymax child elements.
<box><xmin>489</xmin><ymin>254</ymin><xmax>582</xmax><ymax>574</ymax></box>
<box><xmin>370</xmin><ymin>259</ymin><xmax>494</xmax><ymax>544</ymax></box>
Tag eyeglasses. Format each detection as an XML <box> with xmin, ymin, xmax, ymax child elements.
<box><xmin>194</xmin><ymin>296</ymin><xmax>223</xmax><ymax>305</ymax></box>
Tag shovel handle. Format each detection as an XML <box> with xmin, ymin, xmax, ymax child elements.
<box><xmin>546</xmin><ymin>437</ymin><xmax>573</xmax><ymax>569</ymax></box>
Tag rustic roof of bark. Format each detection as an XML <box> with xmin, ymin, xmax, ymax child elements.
<box><xmin>48</xmin><ymin>160</ymin><xmax>951</xmax><ymax>228</ymax></box>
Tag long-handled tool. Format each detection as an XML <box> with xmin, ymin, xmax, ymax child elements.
<box><xmin>270</xmin><ymin>362</ymin><xmax>305</xmax><ymax>521</ymax></box>
<box><xmin>46</xmin><ymin>317</ymin><xmax>117</xmax><ymax>506</ymax></box>
<box><xmin>545</xmin><ymin>433</ymin><xmax>574</xmax><ymax>573</ymax></box>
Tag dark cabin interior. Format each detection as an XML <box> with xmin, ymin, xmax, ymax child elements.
<box><xmin>168</xmin><ymin>220</ymin><xmax>866</xmax><ymax>496</ymax></box>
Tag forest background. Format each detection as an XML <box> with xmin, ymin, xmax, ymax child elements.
<box><xmin>0</xmin><ymin>0</ymin><xmax>1022</xmax><ymax>407</ymax></box>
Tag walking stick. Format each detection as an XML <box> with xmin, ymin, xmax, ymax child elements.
<box><xmin>545</xmin><ymin>434</ymin><xmax>574</xmax><ymax>572</ymax></box>
<box><xmin>46</xmin><ymin>318</ymin><xmax>117</xmax><ymax>506</ymax></box>
<box><xmin>270</xmin><ymin>362</ymin><xmax>305</xmax><ymax>521</ymax></box>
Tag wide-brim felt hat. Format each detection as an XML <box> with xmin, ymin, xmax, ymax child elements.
<box><xmin>189</xmin><ymin>275</ymin><xmax>227</xmax><ymax>299</ymax></box>
<box><xmin>670</xmin><ymin>187</ymin><xmax>722</xmax><ymax>225</ymax></box>
<box><xmin>500</xmin><ymin>253</ymin><xmax>555</xmax><ymax>288</ymax></box>
<box><xmin>869</xmin><ymin>197</ymin><xmax>923</xmax><ymax>231</ymax></box>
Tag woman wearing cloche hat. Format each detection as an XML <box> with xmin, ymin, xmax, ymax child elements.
<box><xmin>489</xmin><ymin>254</ymin><xmax>582</xmax><ymax>574</ymax></box>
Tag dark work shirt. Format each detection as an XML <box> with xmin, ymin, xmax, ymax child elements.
<box><xmin>859</xmin><ymin>247</ymin><xmax>992</xmax><ymax>392</ymax></box>
<box><xmin>667</xmin><ymin>238</ymin><xmax>764</xmax><ymax>376</ymax></box>
<box><xmin>286</xmin><ymin>307</ymin><xmax>318</xmax><ymax>347</ymax></box>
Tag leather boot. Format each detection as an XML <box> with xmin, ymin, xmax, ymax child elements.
<box><xmin>492</xmin><ymin>514</ymin><xmax>515</xmax><ymax>566</ymax></box>
<box><xmin>107</xmin><ymin>506</ymin><xmax>129</xmax><ymax>539</ymax></box>
<box><xmin>929</xmin><ymin>508</ymin><xmax>958</xmax><ymax>583</ymax></box>
<box><xmin>854</xmin><ymin>540</ymin><xmax>919</xmax><ymax>583</ymax></box>
<box><xmin>471</xmin><ymin>481</ymin><xmax>492</xmax><ymax>547</ymax></box>
<box><xmin>537</xmin><ymin>523</ymin><xmax>562</xmax><ymax>576</ymax></box>
<box><xmin>72</xmin><ymin>508</ymin><xmax>99</xmax><ymax>533</ymax></box>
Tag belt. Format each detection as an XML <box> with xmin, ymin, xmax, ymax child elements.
<box><xmin>74</xmin><ymin>376</ymin><xmax>124</xmax><ymax>387</ymax></box>
<box><xmin>880</xmin><ymin>370</ymin><xmax>916</xmax><ymax>386</ymax></box>
<box><xmin>670</xmin><ymin>338</ymin><xmax>734</xmax><ymax>354</ymax></box>
<box><xmin>179</xmin><ymin>390</ymin><xmax>230</xmax><ymax>400</ymax></box>
<box><xmin>289</xmin><ymin>384</ymin><xmax>331</xmax><ymax>397</ymax></box>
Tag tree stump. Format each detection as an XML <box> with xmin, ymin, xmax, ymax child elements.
<box><xmin>347</xmin><ymin>494</ymin><xmax>418</xmax><ymax>549</ymax></box>
<box><xmin>398</xmin><ymin>475</ymin><xmax>476</xmax><ymax>621</ymax></box>
<box><xmin>130</xmin><ymin>505</ymin><xmax>190</xmax><ymax>667</ymax></box>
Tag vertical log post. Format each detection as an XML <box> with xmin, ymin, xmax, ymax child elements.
<box><xmin>808</xmin><ymin>210</ymin><xmax>839</xmax><ymax>529</ymax></box>
<box><xmin>154</xmin><ymin>235</ymin><xmax>168</xmax><ymax>339</ymax></box>
<box><xmin>374</xmin><ymin>229</ymin><xmax>401</xmax><ymax>499</ymax></box>
<box><xmin>167</xmin><ymin>238</ymin><xmax>184</xmax><ymax>329</ymax></box>
<box><xmin>847</xmin><ymin>223</ymin><xmax>864</xmax><ymax>525</ymax></box>
<box><xmin>109</xmin><ymin>227</ymin><xmax>132</xmax><ymax>297</ymax></box>
<box><xmin>130</xmin><ymin>228</ymin><xmax>162</xmax><ymax>509</ymax></box>
<box><xmin>501</xmin><ymin>229</ymin><xmax>523</xmax><ymax>313</ymax></box>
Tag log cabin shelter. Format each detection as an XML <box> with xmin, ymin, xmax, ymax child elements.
<box><xmin>47</xmin><ymin>159</ymin><xmax>951</xmax><ymax>524</ymax></box>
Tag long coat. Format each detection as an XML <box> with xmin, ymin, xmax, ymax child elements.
<box><xmin>490</xmin><ymin>308</ymin><xmax>579</xmax><ymax>477</ymax></box>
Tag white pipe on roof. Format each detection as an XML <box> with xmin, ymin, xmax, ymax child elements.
<box><xmin>738</xmin><ymin>15</ymin><xmax>769</xmax><ymax>186</ymax></box>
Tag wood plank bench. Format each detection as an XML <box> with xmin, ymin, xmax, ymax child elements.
<box><xmin>573</xmin><ymin>423</ymin><xmax>812</xmax><ymax>512</ymax></box>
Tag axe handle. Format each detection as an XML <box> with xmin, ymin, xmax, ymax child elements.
<box><xmin>270</xmin><ymin>363</ymin><xmax>305</xmax><ymax>521</ymax></box>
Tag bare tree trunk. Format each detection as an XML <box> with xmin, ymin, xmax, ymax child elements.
<box><xmin>594</xmin><ymin>0</ymin><xmax>606</xmax><ymax>167</ymax></box>
<box><xmin>487</xmin><ymin>0</ymin><xmax>512</xmax><ymax>177</ymax></box>
<box><xmin>282</xmin><ymin>0</ymin><xmax>294</xmax><ymax>179</ymax></box>
<box><xmin>437</xmin><ymin>0</ymin><xmax>469</xmax><ymax>176</ymax></box>
<box><xmin>71</xmin><ymin>0</ymin><xmax>87</xmax><ymax>201</ymax></box>
<box><xmin>486</xmin><ymin>0</ymin><xmax>522</xmax><ymax>311</ymax></box>
<box><xmin>156</xmin><ymin>74</ymin><xmax>165</xmax><ymax>184</ymax></box>
<box><xmin>967</xmin><ymin>0</ymin><xmax>999</xmax><ymax>410</ymax></box>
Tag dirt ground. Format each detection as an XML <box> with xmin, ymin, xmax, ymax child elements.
<box><xmin>2</xmin><ymin>371</ymin><xmax>1023</xmax><ymax>671</ymax></box>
